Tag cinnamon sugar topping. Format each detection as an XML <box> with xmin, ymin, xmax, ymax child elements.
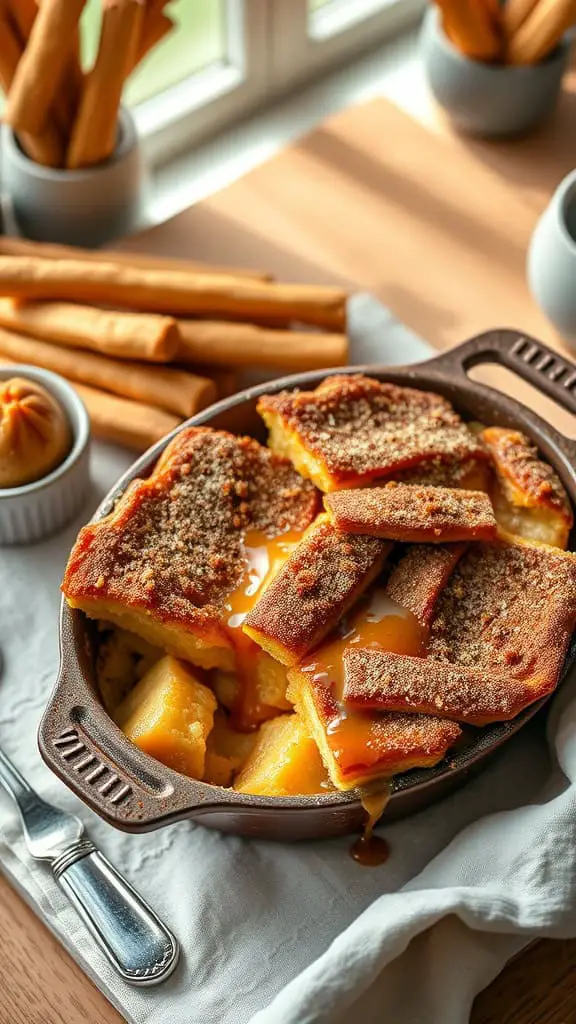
<box><xmin>63</xmin><ymin>427</ymin><xmax>318</xmax><ymax>632</ymax></box>
<box><xmin>324</xmin><ymin>483</ymin><xmax>497</xmax><ymax>542</ymax></box>
<box><xmin>259</xmin><ymin>374</ymin><xmax>486</xmax><ymax>489</ymax></box>
<box><xmin>427</xmin><ymin>538</ymin><xmax>576</xmax><ymax>689</ymax></box>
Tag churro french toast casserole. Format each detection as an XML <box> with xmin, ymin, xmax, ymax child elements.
<box><xmin>62</xmin><ymin>374</ymin><xmax>576</xmax><ymax>806</ymax></box>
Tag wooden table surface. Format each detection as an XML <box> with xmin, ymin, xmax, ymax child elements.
<box><xmin>4</xmin><ymin>62</ymin><xmax>576</xmax><ymax>1024</ymax></box>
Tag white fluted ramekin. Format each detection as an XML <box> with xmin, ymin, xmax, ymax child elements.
<box><xmin>0</xmin><ymin>365</ymin><xmax>91</xmax><ymax>544</ymax></box>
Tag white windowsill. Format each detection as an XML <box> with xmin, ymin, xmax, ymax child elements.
<box><xmin>145</xmin><ymin>24</ymin><xmax>422</xmax><ymax>228</ymax></box>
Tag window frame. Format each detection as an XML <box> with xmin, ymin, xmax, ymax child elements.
<box><xmin>134</xmin><ymin>0</ymin><xmax>269</xmax><ymax>167</ymax></box>
<box><xmin>133</xmin><ymin>0</ymin><xmax>425</xmax><ymax>168</ymax></box>
<box><xmin>267</xmin><ymin>0</ymin><xmax>426</xmax><ymax>93</ymax></box>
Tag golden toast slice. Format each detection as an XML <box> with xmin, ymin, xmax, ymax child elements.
<box><xmin>342</xmin><ymin>535</ymin><xmax>576</xmax><ymax>724</ymax></box>
<box><xmin>287</xmin><ymin>669</ymin><xmax>461</xmax><ymax>790</ymax></box>
<box><xmin>63</xmin><ymin>427</ymin><xmax>318</xmax><ymax>673</ymax></box>
<box><xmin>259</xmin><ymin>374</ymin><xmax>487</xmax><ymax>491</ymax></box>
<box><xmin>482</xmin><ymin>426</ymin><xmax>572</xmax><ymax>549</ymax></box>
<box><xmin>324</xmin><ymin>483</ymin><xmax>497</xmax><ymax>543</ymax></box>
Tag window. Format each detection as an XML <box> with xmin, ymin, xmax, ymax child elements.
<box><xmin>76</xmin><ymin>0</ymin><xmax>426</xmax><ymax>166</ymax></box>
<box><xmin>269</xmin><ymin>0</ymin><xmax>426</xmax><ymax>92</ymax></box>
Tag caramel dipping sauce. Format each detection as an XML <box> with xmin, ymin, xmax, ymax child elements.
<box><xmin>224</xmin><ymin>528</ymin><xmax>303</xmax><ymax>729</ymax></box>
<box><xmin>300</xmin><ymin>588</ymin><xmax>426</xmax><ymax>776</ymax></box>
<box><xmin>0</xmin><ymin>376</ymin><xmax>71</xmax><ymax>488</ymax></box>
<box><xmin>298</xmin><ymin>585</ymin><xmax>427</xmax><ymax>863</ymax></box>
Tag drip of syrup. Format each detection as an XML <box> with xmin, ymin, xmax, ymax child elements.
<box><xmin>224</xmin><ymin>528</ymin><xmax>302</xmax><ymax>730</ymax></box>
<box><xmin>350</xmin><ymin>783</ymin><xmax>392</xmax><ymax>867</ymax></box>
<box><xmin>300</xmin><ymin>589</ymin><xmax>426</xmax><ymax>772</ymax></box>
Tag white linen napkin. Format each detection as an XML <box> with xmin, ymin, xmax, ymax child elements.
<box><xmin>0</xmin><ymin>295</ymin><xmax>572</xmax><ymax>1024</ymax></box>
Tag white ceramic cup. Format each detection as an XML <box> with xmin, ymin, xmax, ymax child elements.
<box><xmin>528</xmin><ymin>170</ymin><xmax>576</xmax><ymax>347</ymax></box>
<box><xmin>0</xmin><ymin>365</ymin><xmax>91</xmax><ymax>544</ymax></box>
<box><xmin>1</xmin><ymin>108</ymin><xmax>146</xmax><ymax>247</ymax></box>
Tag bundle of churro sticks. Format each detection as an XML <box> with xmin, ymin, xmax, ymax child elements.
<box><xmin>0</xmin><ymin>237</ymin><xmax>349</xmax><ymax>451</ymax></box>
<box><xmin>433</xmin><ymin>0</ymin><xmax>576</xmax><ymax>64</ymax></box>
<box><xmin>1</xmin><ymin>0</ymin><xmax>174</xmax><ymax>169</ymax></box>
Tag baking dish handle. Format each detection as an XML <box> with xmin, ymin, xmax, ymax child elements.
<box><xmin>425</xmin><ymin>328</ymin><xmax>576</xmax><ymax>419</ymax></box>
<box><xmin>39</xmin><ymin>630</ymin><xmax>241</xmax><ymax>832</ymax></box>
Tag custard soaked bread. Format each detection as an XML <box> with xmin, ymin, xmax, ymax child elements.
<box><xmin>63</xmin><ymin>427</ymin><xmax>319</xmax><ymax>672</ymax></box>
<box><xmin>258</xmin><ymin>374</ymin><xmax>487</xmax><ymax>491</ymax></box>
<box><xmin>324</xmin><ymin>483</ymin><xmax>497</xmax><ymax>543</ymax></box>
<box><xmin>481</xmin><ymin>427</ymin><xmax>573</xmax><ymax>549</ymax></box>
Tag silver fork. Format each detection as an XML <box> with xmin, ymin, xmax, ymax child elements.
<box><xmin>0</xmin><ymin>744</ymin><xmax>179</xmax><ymax>985</ymax></box>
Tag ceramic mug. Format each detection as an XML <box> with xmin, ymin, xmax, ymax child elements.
<box><xmin>421</xmin><ymin>7</ymin><xmax>569</xmax><ymax>138</ymax></box>
<box><xmin>528</xmin><ymin>170</ymin><xmax>576</xmax><ymax>346</ymax></box>
<box><xmin>1</xmin><ymin>107</ymin><xmax>147</xmax><ymax>247</ymax></box>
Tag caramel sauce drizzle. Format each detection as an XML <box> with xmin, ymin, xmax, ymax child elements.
<box><xmin>299</xmin><ymin>588</ymin><xmax>426</xmax><ymax>864</ymax></box>
<box><xmin>224</xmin><ymin>528</ymin><xmax>302</xmax><ymax>730</ymax></box>
<box><xmin>351</xmin><ymin>783</ymin><xmax>393</xmax><ymax>866</ymax></box>
<box><xmin>301</xmin><ymin>589</ymin><xmax>426</xmax><ymax>767</ymax></box>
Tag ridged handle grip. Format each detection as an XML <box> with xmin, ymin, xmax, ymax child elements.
<box><xmin>427</xmin><ymin>328</ymin><xmax>576</xmax><ymax>418</ymax></box>
<box><xmin>55</xmin><ymin>848</ymin><xmax>179</xmax><ymax>985</ymax></box>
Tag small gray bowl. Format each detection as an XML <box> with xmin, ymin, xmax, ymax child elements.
<box><xmin>1</xmin><ymin>108</ymin><xmax>146</xmax><ymax>247</ymax></box>
<box><xmin>421</xmin><ymin>7</ymin><xmax>569</xmax><ymax>138</ymax></box>
<box><xmin>528</xmin><ymin>169</ymin><xmax>576</xmax><ymax>346</ymax></box>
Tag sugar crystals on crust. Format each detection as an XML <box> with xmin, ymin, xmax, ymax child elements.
<box><xmin>62</xmin><ymin>427</ymin><xmax>319</xmax><ymax>670</ymax></box>
<box><xmin>258</xmin><ymin>374</ymin><xmax>487</xmax><ymax>491</ymax></box>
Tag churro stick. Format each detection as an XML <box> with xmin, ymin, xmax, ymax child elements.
<box><xmin>72</xmin><ymin>384</ymin><xmax>181</xmax><ymax>451</ymax></box>
<box><xmin>0</xmin><ymin>11</ymin><xmax>64</xmax><ymax>168</ymax></box>
<box><xmin>0</xmin><ymin>299</ymin><xmax>180</xmax><ymax>362</ymax></box>
<box><xmin>502</xmin><ymin>0</ymin><xmax>540</xmax><ymax>37</ymax></box>
<box><xmin>136</xmin><ymin>11</ymin><xmax>174</xmax><ymax>64</ymax></box>
<box><xmin>0</xmin><ymin>237</ymin><xmax>272</xmax><ymax>282</ymax></box>
<box><xmin>134</xmin><ymin>0</ymin><xmax>173</xmax><ymax>66</ymax></box>
<box><xmin>0</xmin><ymin>326</ymin><xmax>215</xmax><ymax>417</ymax></box>
<box><xmin>435</xmin><ymin>0</ymin><xmax>501</xmax><ymax>60</ymax></box>
<box><xmin>200</xmin><ymin>366</ymin><xmax>239</xmax><ymax>399</ymax></box>
<box><xmin>177</xmin><ymin>320</ymin><xmax>348</xmax><ymax>370</ymax></box>
<box><xmin>67</xmin><ymin>0</ymin><xmax>144</xmax><ymax>168</ymax></box>
<box><xmin>5</xmin><ymin>0</ymin><xmax>86</xmax><ymax>136</ymax></box>
<box><xmin>506</xmin><ymin>0</ymin><xmax>576</xmax><ymax>63</ymax></box>
<box><xmin>0</xmin><ymin>257</ymin><xmax>347</xmax><ymax>331</ymax></box>
<box><xmin>7</xmin><ymin>0</ymin><xmax>81</xmax><ymax>139</ymax></box>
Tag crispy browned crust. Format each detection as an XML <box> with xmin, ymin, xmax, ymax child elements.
<box><xmin>482</xmin><ymin>427</ymin><xmax>573</xmax><ymax>543</ymax></box>
<box><xmin>243</xmin><ymin>515</ymin><xmax>391</xmax><ymax>666</ymax></box>
<box><xmin>62</xmin><ymin>427</ymin><xmax>319</xmax><ymax>665</ymax></box>
<box><xmin>288</xmin><ymin>667</ymin><xmax>461</xmax><ymax>789</ymax></box>
<box><xmin>259</xmin><ymin>374</ymin><xmax>487</xmax><ymax>491</ymax></box>
<box><xmin>428</xmin><ymin>534</ymin><xmax>576</xmax><ymax>692</ymax></box>
<box><xmin>342</xmin><ymin>650</ymin><xmax>537</xmax><ymax>725</ymax></box>
<box><xmin>324</xmin><ymin>483</ymin><xmax>497</xmax><ymax>543</ymax></box>
<box><xmin>383</xmin><ymin>456</ymin><xmax>491</xmax><ymax>492</ymax></box>
<box><xmin>385</xmin><ymin>543</ymin><xmax>468</xmax><ymax>629</ymax></box>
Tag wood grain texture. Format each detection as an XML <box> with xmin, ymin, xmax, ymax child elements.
<box><xmin>3</xmin><ymin>64</ymin><xmax>576</xmax><ymax>1021</ymax></box>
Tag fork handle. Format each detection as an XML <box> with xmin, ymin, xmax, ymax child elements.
<box><xmin>54</xmin><ymin>847</ymin><xmax>179</xmax><ymax>985</ymax></box>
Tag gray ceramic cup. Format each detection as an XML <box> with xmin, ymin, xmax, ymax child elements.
<box><xmin>1</xmin><ymin>108</ymin><xmax>146</xmax><ymax>247</ymax></box>
<box><xmin>528</xmin><ymin>170</ymin><xmax>576</xmax><ymax>346</ymax></box>
<box><xmin>421</xmin><ymin>7</ymin><xmax>569</xmax><ymax>137</ymax></box>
